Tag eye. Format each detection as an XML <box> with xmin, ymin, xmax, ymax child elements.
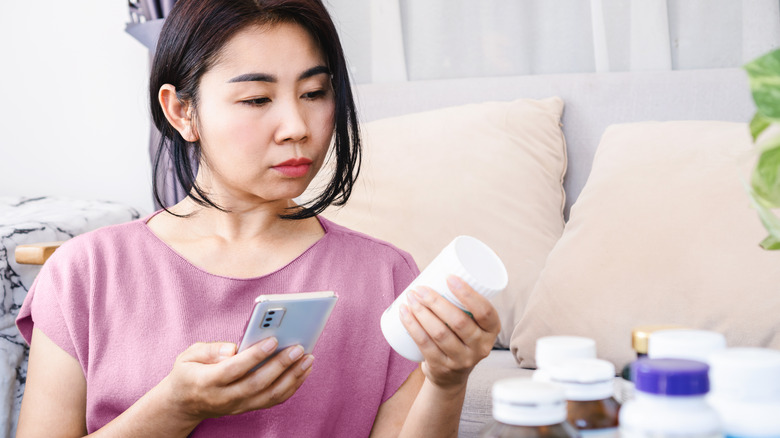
<box><xmin>242</xmin><ymin>97</ymin><xmax>271</xmax><ymax>106</ymax></box>
<box><xmin>302</xmin><ymin>90</ymin><xmax>326</xmax><ymax>100</ymax></box>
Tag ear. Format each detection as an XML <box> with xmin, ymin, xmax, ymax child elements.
<box><xmin>158</xmin><ymin>84</ymin><xmax>199</xmax><ymax>142</ymax></box>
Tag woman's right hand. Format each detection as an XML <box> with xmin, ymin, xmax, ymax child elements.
<box><xmin>161</xmin><ymin>337</ymin><xmax>314</xmax><ymax>423</ymax></box>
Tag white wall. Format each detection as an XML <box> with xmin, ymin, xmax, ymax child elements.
<box><xmin>2</xmin><ymin>0</ymin><xmax>775</xmax><ymax>217</ymax></box>
<box><xmin>0</xmin><ymin>1</ymin><xmax>154</xmax><ymax>213</ymax></box>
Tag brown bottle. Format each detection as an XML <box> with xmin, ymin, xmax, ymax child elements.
<box><xmin>618</xmin><ymin>324</ymin><xmax>688</xmax><ymax>403</ymax></box>
<box><xmin>549</xmin><ymin>358</ymin><xmax>620</xmax><ymax>437</ymax></box>
<box><xmin>480</xmin><ymin>379</ymin><xmax>578</xmax><ymax>438</ymax></box>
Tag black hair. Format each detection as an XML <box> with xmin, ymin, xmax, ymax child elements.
<box><xmin>149</xmin><ymin>0</ymin><xmax>361</xmax><ymax>219</ymax></box>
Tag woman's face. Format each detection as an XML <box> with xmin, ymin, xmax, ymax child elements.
<box><xmin>192</xmin><ymin>21</ymin><xmax>335</xmax><ymax>206</ymax></box>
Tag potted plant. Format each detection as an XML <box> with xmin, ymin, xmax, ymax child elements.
<box><xmin>745</xmin><ymin>49</ymin><xmax>780</xmax><ymax>250</ymax></box>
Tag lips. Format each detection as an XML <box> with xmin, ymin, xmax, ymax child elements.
<box><xmin>272</xmin><ymin>157</ymin><xmax>313</xmax><ymax>178</ymax></box>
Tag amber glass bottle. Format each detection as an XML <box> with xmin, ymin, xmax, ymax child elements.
<box><xmin>480</xmin><ymin>379</ymin><xmax>578</xmax><ymax>438</ymax></box>
<box><xmin>550</xmin><ymin>358</ymin><xmax>620</xmax><ymax>437</ymax></box>
<box><xmin>618</xmin><ymin>324</ymin><xmax>687</xmax><ymax>403</ymax></box>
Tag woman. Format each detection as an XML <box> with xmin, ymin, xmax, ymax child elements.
<box><xmin>16</xmin><ymin>0</ymin><xmax>500</xmax><ymax>436</ymax></box>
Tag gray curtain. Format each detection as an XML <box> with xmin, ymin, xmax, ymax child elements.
<box><xmin>126</xmin><ymin>0</ymin><xmax>189</xmax><ymax>210</ymax></box>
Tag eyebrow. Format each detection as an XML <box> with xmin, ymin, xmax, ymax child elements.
<box><xmin>227</xmin><ymin>65</ymin><xmax>330</xmax><ymax>83</ymax></box>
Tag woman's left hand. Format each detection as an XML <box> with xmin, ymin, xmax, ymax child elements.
<box><xmin>399</xmin><ymin>275</ymin><xmax>501</xmax><ymax>390</ymax></box>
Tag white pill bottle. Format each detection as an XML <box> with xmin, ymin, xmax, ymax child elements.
<box><xmin>620</xmin><ymin>358</ymin><xmax>722</xmax><ymax>438</ymax></box>
<box><xmin>708</xmin><ymin>348</ymin><xmax>780</xmax><ymax>438</ymax></box>
<box><xmin>380</xmin><ymin>235</ymin><xmax>508</xmax><ymax>362</ymax></box>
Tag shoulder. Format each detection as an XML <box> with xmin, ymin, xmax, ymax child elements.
<box><xmin>45</xmin><ymin>216</ymin><xmax>152</xmax><ymax>268</ymax></box>
<box><xmin>318</xmin><ymin>216</ymin><xmax>419</xmax><ymax>274</ymax></box>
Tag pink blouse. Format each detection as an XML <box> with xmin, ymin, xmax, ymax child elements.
<box><xmin>17</xmin><ymin>214</ymin><xmax>419</xmax><ymax>436</ymax></box>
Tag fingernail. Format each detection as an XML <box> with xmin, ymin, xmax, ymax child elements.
<box><xmin>416</xmin><ymin>288</ymin><xmax>429</xmax><ymax>299</ymax></box>
<box><xmin>399</xmin><ymin>304</ymin><xmax>410</xmax><ymax>319</ymax></box>
<box><xmin>289</xmin><ymin>345</ymin><xmax>304</xmax><ymax>361</ymax></box>
<box><xmin>301</xmin><ymin>355</ymin><xmax>315</xmax><ymax>370</ymax></box>
<box><xmin>447</xmin><ymin>275</ymin><xmax>464</xmax><ymax>290</ymax></box>
<box><xmin>260</xmin><ymin>337</ymin><xmax>278</xmax><ymax>353</ymax></box>
<box><xmin>406</xmin><ymin>291</ymin><xmax>418</xmax><ymax>305</ymax></box>
<box><xmin>219</xmin><ymin>343</ymin><xmax>235</xmax><ymax>359</ymax></box>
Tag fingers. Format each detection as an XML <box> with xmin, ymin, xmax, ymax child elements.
<box><xmin>445</xmin><ymin>276</ymin><xmax>501</xmax><ymax>335</ymax></box>
<box><xmin>400</xmin><ymin>277</ymin><xmax>501</xmax><ymax>364</ymax></box>
<box><xmin>170</xmin><ymin>340</ymin><xmax>315</xmax><ymax>418</ymax></box>
<box><xmin>212</xmin><ymin>337</ymin><xmax>281</xmax><ymax>385</ymax></box>
<box><xmin>240</xmin><ymin>354</ymin><xmax>315</xmax><ymax>409</ymax></box>
<box><xmin>403</xmin><ymin>288</ymin><xmax>470</xmax><ymax>358</ymax></box>
<box><xmin>178</xmin><ymin>342</ymin><xmax>238</xmax><ymax>365</ymax></box>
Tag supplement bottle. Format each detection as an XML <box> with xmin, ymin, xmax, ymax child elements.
<box><xmin>708</xmin><ymin>347</ymin><xmax>780</xmax><ymax>438</ymax></box>
<box><xmin>550</xmin><ymin>358</ymin><xmax>620</xmax><ymax>437</ymax></box>
<box><xmin>618</xmin><ymin>324</ymin><xmax>688</xmax><ymax>403</ymax></box>
<box><xmin>620</xmin><ymin>358</ymin><xmax>722</xmax><ymax>438</ymax></box>
<box><xmin>480</xmin><ymin>378</ymin><xmax>578</xmax><ymax>438</ymax></box>
<box><xmin>532</xmin><ymin>335</ymin><xmax>596</xmax><ymax>383</ymax></box>
<box><xmin>648</xmin><ymin>329</ymin><xmax>726</xmax><ymax>363</ymax></box>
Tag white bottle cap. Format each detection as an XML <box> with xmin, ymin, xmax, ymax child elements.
<box><xmin>709</xmin><ymin>347</ymin><xmax>780</xmax><ymax>402</ymax></box>
<box><xmin>425</xmin><ymin>235</ymin><xmax>509</xmax><ymax>307</ymax></box>
<box><xmin>492</xmin><ymin>378</ymin><xmax>567</xmax><ymax>426</ymax></box>
<box><xmin>549</xmin><ymin>358</ymin><xmax>616</xmax><ymax>401</ymax></box>
<box><xmin>535</xmin><ymin>335</ymin><xmax>597</xmax><ymax>370</ymax></box>
<box><xmin>648</xmin><ymin>329</ymin><xmax>726</xmax><ymax>364</ymax></box>
<box><xmin>380</xmin><ymin>236</ymin><xmax>508</xmax><ymax>362</ymax></box>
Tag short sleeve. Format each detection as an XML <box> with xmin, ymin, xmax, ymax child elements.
<box><xmin>381</xmin><ymin>251</ymin><xmax>420</xmax><ymax>403</ymax></box>
<box><xmin>16</xmin><ymin>240</ymin><xmax>91</xmax><ymax>365</ymax></box>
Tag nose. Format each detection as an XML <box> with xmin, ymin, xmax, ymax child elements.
<box><xmin>274</xmin><ymin>100</ymin><xmax>309</xmax><ymax>144</ymax></box>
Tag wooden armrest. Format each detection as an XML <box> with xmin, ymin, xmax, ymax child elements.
<box><xmin>14</xmin><ymin>242</ymin><xmax>65</xmax><ymax>265</ymax></box>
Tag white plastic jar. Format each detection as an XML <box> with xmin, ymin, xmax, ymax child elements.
<box><xmin>648</xmin><ymin>329</ymin><xmax>727</xmax><ymax>364</ymax></box>
<box><xmin>549</xmin><ymin>358</ymin><xmax>620</xmax><ymax>437</ymax></box>
<box><xmin>620</xmin><ymin>358</ymin><xmax>722</xmax><ymax>438</ymax></box>
<box><xmin>531</xmin><ymin>335</ymin><xmax>596</xmax><ymax>383</ymax></box>
<box><xmin>480</xmin><ymin>378</ymin><xmax>579</xmax><ymax>438</ymax></box>
<box><xmin>708</xmin><ymin>347</ymin><xmax>780</xmax><ymax>438</ymax></box>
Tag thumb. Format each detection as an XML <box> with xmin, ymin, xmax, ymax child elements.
<box><xmin>180</xmin><ymin>342</ymin><xmax>237</xmax><ymax>364</ymax></box>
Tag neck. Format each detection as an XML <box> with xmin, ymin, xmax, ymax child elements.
<box><xmin>169</xmin><ymin>196</ymin><xmax>311</xmax><ymax>243</ymax></box>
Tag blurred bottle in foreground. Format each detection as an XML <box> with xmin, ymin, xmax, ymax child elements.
<box><xmin>708</xmin><ymin>347</ymin><xmax>780</xmax><ymax>438</ymax></box>
<box><xmin>550</xmin><ymin>358</ymin><xmax>620</xmax><ymax>437</ymax></box>
<box><xmin>620</xmin><ymin>358</ymin><xmax>722</xmax><ymax>438</ymax></box>
<box><xmin>480</xmin><ymin>378</ymin><xmax>579</xmax><ymax>438</ymax></box>
<box><xmin>648</xmin><ymin>329</ymin><xmax>727</xmax><ymax>363</ymax></box>
<box><xmin>617</xmin><ymin>324</ymin><xmax>688</xmax><ymax>403</ymax></box>
<box><xmin>532</xmin><ymin>335</ymin><xmax>596</xmax><ymax>383</ymax></box>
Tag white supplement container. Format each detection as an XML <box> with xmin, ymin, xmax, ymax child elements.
<box><xmin>620</xmin><ymin>358</ymin><xmax>722</xmax><ymax>438</ymax></box>
<box><xmin>550</xmin><ymin>358</ymin><xmax>619</xmax><ymax>437</ymax></box>
<box><xmin>648</xmin><ymin>329</ymin><xmax>727</xmax><ymax>364</ymax></box>
<box><xmin>531</xmin><ymin>335</ymin><xmax>597</xmax><ymax>383</ymax></box>
<box><xmin>480</xmin><ymin>378</ymin><xmax>579</xmax><ymax>438</ymax></box>
<box><xmin>380</xmin><ymin>235</ymin><xmax>508</xmax><ymax>362</ymax></box>
<box><xmin>708</xmin><ymin>347</ymin><xmax>780</xmax><ymax>438</ymax></box>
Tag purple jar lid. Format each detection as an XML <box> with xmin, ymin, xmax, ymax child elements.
<box><xmin>631</xmin><ymin>358</ymin><xmax>710</xmax><ymax>396</ymax></box>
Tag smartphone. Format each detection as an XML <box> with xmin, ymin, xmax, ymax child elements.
<box><xmin>237</xmin><ymin>291</ymin><xmax>338</xmax><ymax>370</ymax></box>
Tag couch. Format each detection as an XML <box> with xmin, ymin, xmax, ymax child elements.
<box><xmin>7</xmin><ymin>68</ymin><xmax>778</xmax><ymax>437</ymax></box>
<box><xmin>323</xmin><ymin>67</ymin><xmax>779</xmax><ymax>437</ymax></box>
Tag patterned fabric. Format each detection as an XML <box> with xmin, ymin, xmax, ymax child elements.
<box><xmin>0</xmin><ymin>196</ymin><xmax>140</xmax><ymax>437</ymax></box>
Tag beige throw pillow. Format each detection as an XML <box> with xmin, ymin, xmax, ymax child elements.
<box><xmin>317</xmin><ymin>98</ymin><xmax>567</xmax><ymax>347</ymax></box>
<box><xmin>510</xmin><ymin>121</ymin><xmax>780</xmax><ymax>369</ymax></box>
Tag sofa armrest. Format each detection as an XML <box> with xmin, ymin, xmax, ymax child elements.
<box><xmin>14</xmin><ymin>241</ymin><xmax>64</xmax><ymax>265</ymax></box>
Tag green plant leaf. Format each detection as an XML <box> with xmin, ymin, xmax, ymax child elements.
<box><xmin>745</xmin><ymin>49</ymin><xmax>780</xmax><ymax>121</ymax></box>
<box><xmin>760</xmin><ymin>234</ymin><xmax>780</xmax><ymax>250</ymax></box>
<box><xmin>752</xmin><ymin>134</ymin><xmax>780</xmax><ymax>207</ymax></box>
<box><xmin>750</xmin><ymin>113</ymin><xmax>771</xmax><ymax>141</ymax></box>
<box><xmin>749</xmin><ymin>187</ymin><xmax>780</xmax><ymax>251</ymax></box>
